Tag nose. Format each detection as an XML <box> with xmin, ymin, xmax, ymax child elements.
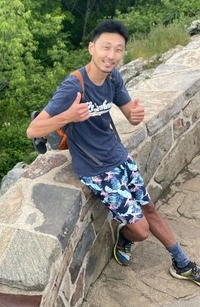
<box><xmin>107</xmin><ymin>48</ymin><xmax>115</xmax><ymax>59</ymax></box>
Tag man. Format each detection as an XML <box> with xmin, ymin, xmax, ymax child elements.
<box><xmin>27</xmin><ymin>19</ymin><xmax>200</xmax><ymax>285</ymax></box>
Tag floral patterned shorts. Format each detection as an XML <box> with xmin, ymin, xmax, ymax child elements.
<box><xmin>79</xmin><ymin>155</ymin><xmax>151</xmax><ymax>224</ymax></box>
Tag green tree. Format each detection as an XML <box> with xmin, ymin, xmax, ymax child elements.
<box><xmin>61</xmin><ymin>0</ymin><xmax>137</xmax><ymax>47</ymax></box>
<box><xmin>0</xmin><ymin>0</ymin><xmax>70</xmax><ymax>179</ymax></box>
<box><xmin>116</xmin><ymin>0</ymin><xmax>200</xmax><ymax>38</ymax></box>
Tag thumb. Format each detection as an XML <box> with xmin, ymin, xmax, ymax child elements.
<box><xmin>73</xmin><ymin>92</ymin><xmax>82</xmax><ymax>104</ymax></box>
<box><xmin>132</xmin><ymin>98</ymin><xmax>139</xmax><ymax>109</ymax></box>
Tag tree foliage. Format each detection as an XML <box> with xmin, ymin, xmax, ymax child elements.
<box><xmin>116</xmin><ymin>0</ymin><xmax>200</xmax><ymax>38</ymax></box>
<box><xmin>61</xmin><ymin>0</ymin><xmax>135</xmax><ymax>46</ymax></box>
<box><xmin>0</xmin><ymin>0</ymin><xmax>199</xmax><ymax>181</ymax></box>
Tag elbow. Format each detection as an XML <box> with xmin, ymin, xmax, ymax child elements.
<box><xmin>26</xmin><ymin>127</ymin><xmax>34</xmax><ymax>139</ymax></box>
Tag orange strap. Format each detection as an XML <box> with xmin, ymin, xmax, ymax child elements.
<box><xmin>70</xmin><ymin>70</ymin><xmax>85</xmax><ymax>100</ymax></box>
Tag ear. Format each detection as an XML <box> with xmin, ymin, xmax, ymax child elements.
<box><xmin>88</xmin><ymin>42</ymin><xmax>94</xmax><ymax>55</ymax></box>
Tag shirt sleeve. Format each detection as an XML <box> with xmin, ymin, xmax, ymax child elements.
<box><xmin>44</xmin><ymin>75</ymin><xmax>82</xmax><ymax>117</ymax></box>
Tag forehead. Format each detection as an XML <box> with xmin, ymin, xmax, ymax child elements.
<box><xmin>95</xmin><ymin>32</ymin><xmax>125</xmax><ymax>46</ymax></box>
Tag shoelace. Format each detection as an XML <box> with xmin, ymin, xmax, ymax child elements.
<box><xmin>124</xmin><ymin>242</ymin><xmax>132</xmax><ymax>253</ymax></box>
<box><xmin>118</xmin><ymin>228</ymin><xmax>133</xmax><ymax>253</ymax></box>
<box><xmin>190</xmin><ymin>262</ymin><xmax>200</xmax><ymax>275</ymax></box>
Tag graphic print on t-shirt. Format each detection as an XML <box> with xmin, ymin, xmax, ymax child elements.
<box><xmin>87</xmin><ymin>100</ymin><xmax>112</xmax><ymax>116</ymax></box>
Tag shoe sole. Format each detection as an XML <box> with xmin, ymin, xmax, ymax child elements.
<box><xmin>170</xmin><ymin>267</ymin><xmax>200</xmax><ymax>286</ymax></box>
<box><xmin>31</xmin><ymin>110</ymin><xmax>40</xmax><ymax>121</ymax></box>
<box><xmin>113</xmin><ymin>223</ymin><xmax>127</xmax><ymax>266</ymax></box>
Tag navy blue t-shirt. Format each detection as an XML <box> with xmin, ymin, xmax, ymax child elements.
<box><xmin>44</xmin><ymin>67</ymin><xmax>131</xmax><ymax>176</ymax></box>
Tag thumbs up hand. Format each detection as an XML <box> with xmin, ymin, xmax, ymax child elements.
<box><xmin>129</xmin><ymin>98</ymin><xmax>145</xmax><ymax>125</ymax></box>
<box><xmin>66</xmin><ymin>92</ymin><xmax>90</xmax><ymax>123</ymax></box>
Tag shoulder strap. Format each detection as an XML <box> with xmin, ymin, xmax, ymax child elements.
<box><xmin>70</xmin><ymin>70</ymin><xmax>85</xmax><ymax>101</ymax></box>
<box><xmin>110</xmin><ymin>117</ymin><xmax>121</xmax><ymax>142</ymax></box>
<box><xmin>108</xmin><ymin>73</ymin><xmax>121</xmax><ymax>142</ymax></box>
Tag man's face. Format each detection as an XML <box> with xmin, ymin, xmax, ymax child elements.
<box><xmin>88</xmin><ymin>32</ymin><xmax>126</xmax><ymax>74</ymax></box>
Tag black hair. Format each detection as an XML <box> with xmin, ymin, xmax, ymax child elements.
<box><xmin>91</xmin><ymin>19</ymin><xmax>129</xmax><ymax>45</ymax></box>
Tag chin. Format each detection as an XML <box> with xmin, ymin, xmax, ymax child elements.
<box><xmin>101</xmin><ymin>67</ymin><xmax>113</xmax><ymax>74</ymax></box>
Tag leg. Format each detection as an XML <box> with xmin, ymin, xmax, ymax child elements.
<box><xmin>79</xmin><ymin>157</ymin><xmax>148</xmax><ymax>265</ymax></box>
<box><xmin>122</xmin><ymin>201</ymin><xmax>176</xmax><ymax>247</ymax></box>
<box><xmin>108</xmin><ymin>156</ymin><xmax>193</xmax><ymax>271</ymax></box>
<box><xmin>117</xmin><ymin>203</ymin><xmax>200</xmax><ymax>285</ymax></box>
<box><xmin>79</xmin><ymin>155</ymin><xmax>200</xmax><ymax>282</ymax></box>
<box><xmin>142</xmin><ymin>201</ymin><xmax>177</xmax><ymax>248</ymax></box>
<box><xmin>123</xmin><ymin>201</ymin><xmax>189</xmax><ymax>263</ymax></box>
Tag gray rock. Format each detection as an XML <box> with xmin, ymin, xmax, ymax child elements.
<box><xmin>187</xmin><ymin>19</ymin><xmax>200</xmax><ymax>35</ymax></box>
<box><xmin>0</xmin><ymin>162</ymin><xmax>27</xmax><ymax>196</ymax></box>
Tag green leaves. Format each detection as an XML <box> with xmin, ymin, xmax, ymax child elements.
<box><xmin>116</xmin><ymin>0</ymin><xmax>200</xmax><ymax>38</ymax></box>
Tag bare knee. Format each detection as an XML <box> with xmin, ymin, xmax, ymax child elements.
<box><xmin>124</xmin><ymin>217</ymin><xmax>150</xmax><ymax>242</ymax></box>
<box><xmin>133</xmin><ymin>228</ymin><xmax>149</xmax><ymax>241</ymax></box>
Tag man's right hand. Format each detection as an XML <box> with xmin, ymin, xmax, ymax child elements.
<box><xmin>66</xmin><ymin>92</ymin><xmax>90</xmax><ymax>122</ymax></box>
<box><xmin>27</xmin><ymin>92</ymin><xmax>90</xmax><ymax>139</ymax></box>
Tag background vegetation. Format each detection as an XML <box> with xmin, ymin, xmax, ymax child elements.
<box><xmin>0</xmin><ymin>0</ymin><xmax>200</xmax><ymax>180</ymax></box>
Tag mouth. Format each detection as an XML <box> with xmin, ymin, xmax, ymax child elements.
<box><xmin>103</xmin><ymin>60</ymin><xmax>115</xmax><ymax>68</ymax></box>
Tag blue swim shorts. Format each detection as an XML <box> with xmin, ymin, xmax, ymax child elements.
<box><xmin>79</xmin><ymin>155</ymin><xmax>151</xmax><ymax>224</ymax></box>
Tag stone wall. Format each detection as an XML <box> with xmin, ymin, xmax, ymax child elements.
<box><xmin>0</xmin><ymin>36</ymin><xmax>200</xmax><ymax>307</ymax></box>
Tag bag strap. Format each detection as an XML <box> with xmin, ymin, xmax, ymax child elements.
<box><xmin>71</xmin><ymin>70</ymin><xmax>85</xmax><ymax>100</ymax></box>
<box><xmin>70</xmin><ymin>70</ymin><xmax>121</xmax><ymax>142</ymax></box>
<box><xmin>110</xmin><ymin>117</ymin><xmax>121</xmax><ymax>141</ymax></box>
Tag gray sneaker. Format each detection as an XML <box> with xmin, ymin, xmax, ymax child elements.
<box><xmin>170</xmin><ymin>258</ymin><xmax>200</xmax><ymax>286</ymax></box>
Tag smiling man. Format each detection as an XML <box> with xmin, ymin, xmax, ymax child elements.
<box><xmin>27</xmin><ymin>19</ymin><xmax>200</xmax><ymax>285</ymax></box>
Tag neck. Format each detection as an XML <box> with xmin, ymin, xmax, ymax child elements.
<box><xmin>85</xmin><ymin>62</ymin><xmax>109</xmax><ymax>86</ymax></box>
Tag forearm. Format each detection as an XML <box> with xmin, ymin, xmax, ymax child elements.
<box><xmin>120</xmin><ymin>98</ymin><xmax>145</xmax><ymax>126</ymax></box>
<box><xmin>26</xmin><ymin>112</ymin><xmax>71</xmax><ymax>139</ymax></box>
<box><xmin>27</xmin><ymin>92</ymin><xmax>90</xmax><ymax>139</ymax></box>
